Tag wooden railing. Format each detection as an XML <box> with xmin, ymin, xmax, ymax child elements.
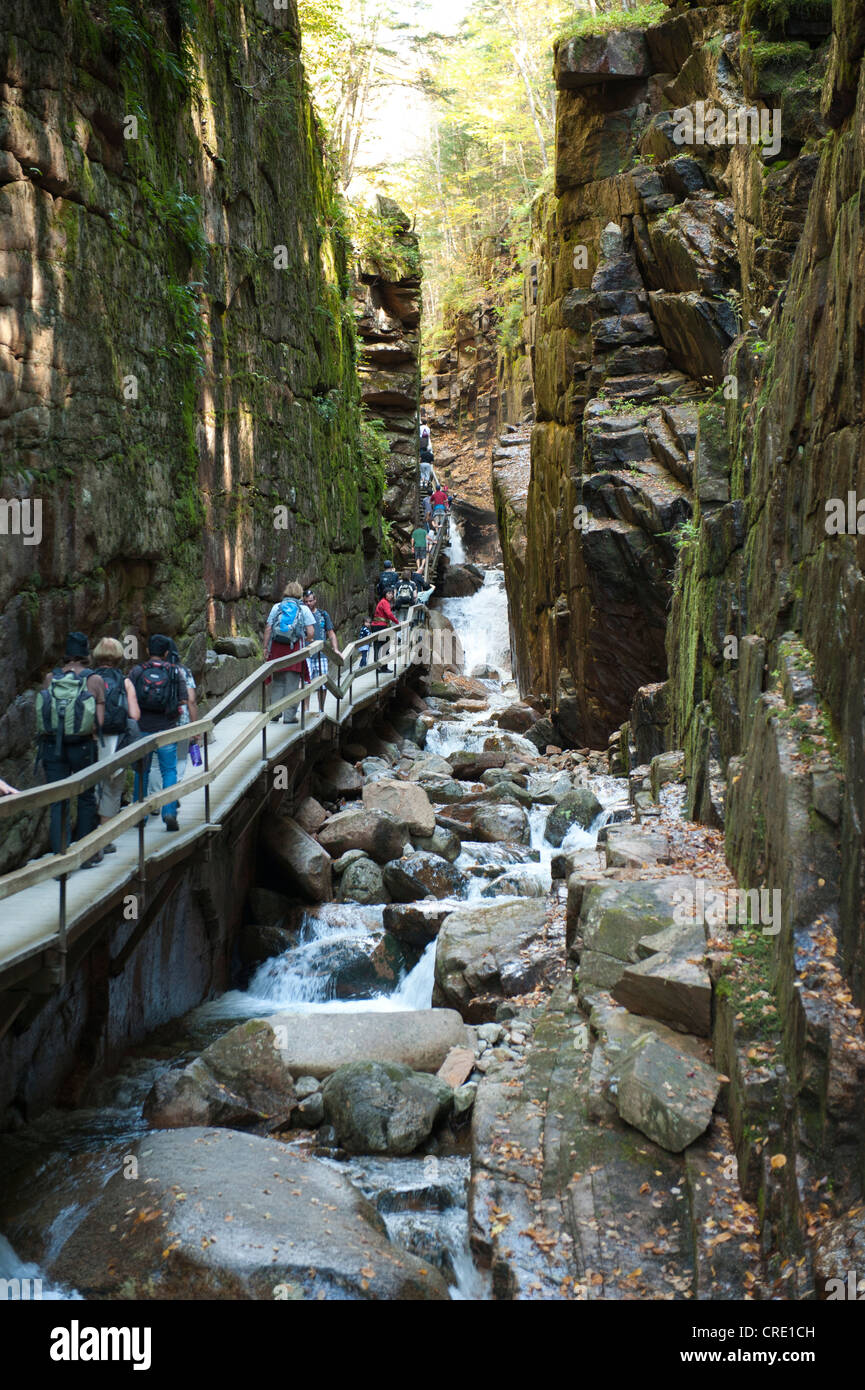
<box><xmin>0</xmin><ymin>605</ymin><xmax>432</xmax><ymax>967</ymax></box>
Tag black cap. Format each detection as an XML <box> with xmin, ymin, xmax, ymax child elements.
<box><xmin>149</xmin><ymin>634</ymin><xmax>172</xmax><ymax>657</ymax></box>
<box><xmin>65</xmin><ymin>631</ymin><xmax>89</xmax><ymax>660</ymax></box>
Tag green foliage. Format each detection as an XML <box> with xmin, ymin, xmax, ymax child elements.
<box><xmin>139</xmin><ymin>180</ymin><xmax>207</xmax><ymax>263</ymax></box>
<box><xmin>348</xmin><ymin>204</ymin><xmax>420</xmax><ymax>280</ymax></box>
<box><xmin>161</xmin><ymin>281</ymin><xmax>207</xmax><ymax>374</ymax></box>
<box><xmin>556</xmin><ymin>1</ymin><xmax>668</xmax><ymax>45</ymax></box>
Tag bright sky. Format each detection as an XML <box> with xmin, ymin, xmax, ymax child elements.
<box><xmin>347</xmin><ymin>0</ymin><xmax>473</xmax><ymax>198</ymax></box>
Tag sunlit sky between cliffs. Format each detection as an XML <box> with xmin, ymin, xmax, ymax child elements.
<box><xmin>346</xmin><ymin>0</ymin><xmax>473</xmax><ymax>200</ymax></box>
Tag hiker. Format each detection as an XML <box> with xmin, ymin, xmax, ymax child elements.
<box><xmin>36</xmin><ymin>631</ymin><xmax>106</xmax><ymax>864</ymax></box>
<box><xmin>371</xmin><ymin>591</ymin><xmax>398</xmax><ymax>672</ymax></box>
<box><xmin>431</xmin><ymin>485</ymin><xmax>448</xmax><ymax>518</ymax></box>
<box><xmin>419</xmin><ymin>420</ymin><xmax>431</xmax><ymax>450</ymax></box>
<box><xmin>304</xmin><ymin>588</ymin><xmax>340</xmax><ymax>714</ymax></box>
<box><xmin>422</xmin><ymin>492</ymin><xmax>433</xmax><ymax>527</ymax></box>
<box><xmin>169</xmin><ymin>643</ymin><xmax>200</xmax><ymax>780</ymax></box>
<box><xmin>376</xmin><ymin>559</ymin><xmax>399</xmax><ymax>600</ymax></box>
<box><xmin>0</xmin><ymin>778</ymin><xmax>16</xmax><ymax>795</ymax></box>
<box><xmin>129</xmin><ymin>635</ymin><xmax>187</xmax><ymax>832</ymax></box>
<box><xmin>358</xmin><ymin>617</ymin><xmax>372</xmax><ymax>668</ymax></box>
<box><xmin>92</xmin><ymin>636</ymin><xmax>142</xmax><ymax>853</ymax></box>
<box><xmin>411</xmin><ymin>566</ymin><xmax>427</xmax><ymax>593</ymax></box>
<box><xmin>392</xmin><ymin>569</ymin><xmax>418</xmax><ymax>614</ymax></box>
<box><xmin>263</xmin><ymin>581</ymin><xmax>315</xmax><ymax>724</ymax></box>
<box><xmin>412</xmin><ymin>523</ymin><xmax>428</xmax><ymax>568</ymax></box>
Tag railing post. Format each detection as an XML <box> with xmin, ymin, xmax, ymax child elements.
<box><xmin>260</xmin><ymin>676</ymin><xmax>268</xmax><ymax>761</ymax></box>
<box><xmin>58</xmin><ymin>873</ymin><xmax>67</xmax><ymax>950</ymax></box>
<box><xmin>203</xmin><ymin>729</ymin><xmax>211</xmax><ymax>824</ymax></box>
<box><xmin>138</xmin><ymin>813</ymin><xmax>146</xmax><ymax>884</ymax></box>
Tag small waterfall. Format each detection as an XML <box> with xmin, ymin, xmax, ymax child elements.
<box><xmin>0</xmin><ymin>1233</ymin><xmax>82</xmax><ymax>1301</ymax></box>
<box><xmin>439</xmin><ymin>568</ymin><xmax>512</xmax><ymax>679</ymax></box>
<box><xmin>446</xmin><ymin>520</ymin><xmax>467</xmax><ymax>564</ymax></box>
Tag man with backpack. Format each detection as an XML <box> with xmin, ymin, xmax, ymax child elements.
<box><xmin>36</xmin><ymin>631</ymin><xmax>106</xmax><ymax>863</ymax></box>
<box><xmin>376</xmin><ymin>559</ymin><xmax>399</xmax><ymax>601</ymax></box>
<box><xmin>263</xmin><ymin>581</ymin><xmax>315</xmax><ymax>724</ymax></box>
<box><xmin>392</xmin><ymin>570</ymin><xmax>418</xmax><ymax>614</ymax></box>
<box><xmin>129</xmin><ymin>635</ymin><xmax>187</xmax><ymax>831</ymax></box>
<box><xmin>92</xmin><ymin>636</ymin><xmax>142</xmax><ymax>853</ymax></box>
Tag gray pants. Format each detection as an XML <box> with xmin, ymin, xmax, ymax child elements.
<box><xmin>271</xmin><ymin>669</ymin><xmax>303</xmax><ymax>722</ymax></box>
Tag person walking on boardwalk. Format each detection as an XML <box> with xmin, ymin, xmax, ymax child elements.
<box><xmin>412</xmin><ymin>523</ymin><xmax>428</xmax><ymax>569</ymax></box>
<box><xmin>371</xmin><ymin>591</ymin><xmax>398</xmax><ymax>673</ymax></box>
<box><xmin>304</xmin><ymin>588</ymin><xmax>340</xmax><ymax>714</ymax></box>
<box><xmin>36</xmin><ymin>631</ymin><xmax>107</xmax><ymax>866</ymax></box>
<box><xmin>91</xmin><ymin>636</ymin><xmax>142</xmax><ymax>853</ymax></box>
<box><xmin>264</xmin><ymin>581</ymin><xmax>315</xmax><ymax>724</ymax></box>
<box><xmin>129</xmin><ymin>635</ymin><xmax>187</xmax><ymax>832</ymax></box>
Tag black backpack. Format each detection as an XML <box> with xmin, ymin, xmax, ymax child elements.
<box><xmin>95</xmin><ymin>666</ymin><xmax>129</xmax><ymax>735</ymax></box>
<box><xmin>393</xmin><ymin>581</ymin><xmax>416</xmax><ymax>608</ymax></box>
<box><xmin>377</xmin><ymin>571</ymin><xmax>398</xmax><ymax>599</ymax></box>
<box><xmin>133</xmin><ymin>660</ymin><xmax>179</xmax><ymax>717</ymax></box>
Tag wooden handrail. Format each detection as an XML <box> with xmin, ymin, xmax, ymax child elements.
<box><xmin>0</xmin><ymin>609</ymin><xmax>431</xmax><ymax>918</ymax></box>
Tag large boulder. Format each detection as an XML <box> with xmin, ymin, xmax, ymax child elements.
<box><xmin>613</xmin><ymin>951</ymin><xmax>712</xmax><ymax>1036</ymax></box>
<box><xmin>433</xmin><ymin>899</ymin><xmax>562</xmax><ymax>1022</ymax></box>
<box><xmin>143</xmin><ymin>1019</ymin><xmax>296</xmax><ymax>1131</ymax></box>
<box><xmin>577</xmin><ymin>876</ymin><xmax>704</xmax><ymax>989</ymax></box>
<box><xmin>294</xmin><ymin>795</ymin><xmax>328</xmax><ymax>834</ymax></box>
<box><xmin>408</xmin><ymin>754</ymin><xmax>454</xmax><ymax>782</ymax></box>
<box><xmin>544</xmin><ymin>788</ymin><xmax>604</xmax><ymax>845</ymax></box>
<box><xmin>269</xmin><ymin>1009</ymin><xmax>468</xmax><ymax>1078</ymax></box>
<box><xmin>322</xmin><ymin>1061</ymin><xmax>453</xmax><ymax>1155</ymax></box>
<box><xmin>318</xmin><ymin>807</ymin><xmax>409</xmax><ymax>864</ymax></box>
<box><xmin>494</xmin><ymin>704</ymin><xmax>539</xmax><ymax>734</ymax></box>
<box><xmin>439</xmin><ymin>564</ymin><xmax>485</xmax><ymax>598</ymax></box>
<box><xmin>362</xmin><ymin>779</ymin><xmax>436</xmax><ymax>836</ymax></box>
<box><xmin>336</xmin><ymin>855</ymin><xmax>388</xmax><ymax>904</ymax></box>
<box><xmin>471</xmin><ymin>803</ymin><xmax>531</xmax><ymax>845</ymax></box>
<box><xmin>411</xmin><ymin>826</ymin><xmax>462</xmax><ymax>862</ymax></box>
<box><xmin>260</xmin><ymin>816</ymin><xmax>333</xmax><ymax>902</ymax></box>
<box><xmin>382</xmin><ymin>901</ymin><xmax>453</xmax><ymax>949</ymax></box>
<box><xmin>616</xmin><ymin>1033</ymin><xmax>721</xmax><ymax>1152</ymax></box>
<box><xmin>383</xmin><ymin>852</ymin><xmax>469</xmax><ymax>902</ymax></box>
<box><xmin>2</xmin><ymin>1129</ymin><xmax>448</xmax><ymax>1299</ymax></box>
<box><xmin>314</xmin><ymin>757</ymin><xmax>363</xmax><ymax>798</ymax></box>
<box><xmin>330</xmin><ymin>934</ymin><xmax>408</xmax><ymax>997</ymax></box>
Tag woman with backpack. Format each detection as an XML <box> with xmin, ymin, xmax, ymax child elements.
<box><xmin>263</xmin><ymin>581</ymin><xmax>315</xmax><ymax>724</ymax></box>
<box><xmin>36</xmin><ymin>631</ymin><xmax>107</xmax><ymax>864</ymax></box>
<box><xmin>92</xmin><ymin>637</ymin><xmax>142</xmax><ymax>852</ymax></box>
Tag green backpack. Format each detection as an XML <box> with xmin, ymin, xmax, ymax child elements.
<box><xmin>36</xmin><ymin>668</ymin><xmax>97</xmax><ymax>755</ymax></box>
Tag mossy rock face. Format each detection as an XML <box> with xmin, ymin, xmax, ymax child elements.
<box><xmin>0</xmin><ymin>0</ymin><xmax>395</xmax><ymax>853</ymax></box>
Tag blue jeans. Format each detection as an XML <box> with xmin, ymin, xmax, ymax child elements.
<box><xmin>134</xmin><ymin>742</ymin><xmax>179</xmax><ymax>821</ymax></box>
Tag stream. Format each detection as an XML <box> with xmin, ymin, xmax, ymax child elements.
<box><xmin>0</xmin><ymin>522</ymin><xmax>627</xmax><ymax>1302</ymax></box>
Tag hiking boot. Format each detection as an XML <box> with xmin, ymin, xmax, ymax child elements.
<box><xmin>164</xmin><ymin>816</ymin><xmax>179</xmax><ymax>832</ymax></box>
<box><xmin>103</xmin><ymin>842</ymin><xmax>118</xmax><ymax>854</ymax></box>
<box><xmin>82</xmin><ymin>852</ymin><xmax>104</xmax><ymax>869</ymax></box>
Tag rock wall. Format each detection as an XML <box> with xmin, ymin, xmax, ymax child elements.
<box><xmin>511</xmin><ymin>0</ymin><xmax>865</xmax><ymax>1266</ymax></box>
<box><xmin>495</xmin><ymin>1</ymin><xmax>827</xmax><ymax>749</ymax></box>
<box><xmin>423</xmin><ymin>240</ymin><xmax>532</xmax><ymax>558</ymax></box>
<box><xmin>0</xmin><ymin>0</ymin><xmax>383</xmax><ymax>864</ymax></box>
<box><xmin>354</xmin><ymin>197</ymin><xmax>422</xmax><ymax>570</ymax></box>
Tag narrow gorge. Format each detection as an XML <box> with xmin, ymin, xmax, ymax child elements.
<box><xmin>0</xmin><ymin>0</ymin><xmax>863</xmax><ymax>1328</ymax></box>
